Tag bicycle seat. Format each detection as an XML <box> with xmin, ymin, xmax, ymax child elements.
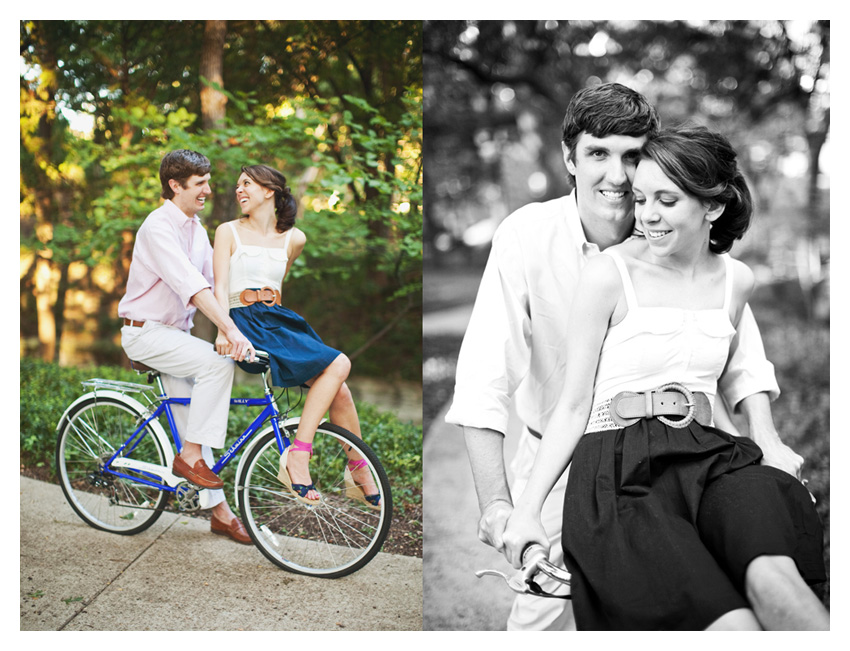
<box><xmin>129</xmin><ymin>358</ymin><xmax>160</xmax><ymax>376</ymax></box>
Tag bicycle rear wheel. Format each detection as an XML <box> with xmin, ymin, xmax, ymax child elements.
<box><xmin>238</xmin><ymin>423</ymin><xmax>392</xmax><ymax>578</ymax></box>
<box><xmin>56</xmin><ymin>395</ymin><xmax>169</xmax><ymax>535</ymax></box>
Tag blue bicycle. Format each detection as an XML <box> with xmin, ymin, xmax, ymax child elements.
<box><xmin>55</xmin><ymin>352</ymin><xmax>392</xmax><ymax>578</ymax></box>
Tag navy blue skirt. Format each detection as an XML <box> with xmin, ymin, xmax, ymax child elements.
<box><xmin>562</xmin><ymin>419</ymin><xmax>825</xmax><ymax>630</ymax></box>
<box><xmin>230</xmin><ymin>301</ymin><xmax>341</xmax><ymax>388</ymax></box>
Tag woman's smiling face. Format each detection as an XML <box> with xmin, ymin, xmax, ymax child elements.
<box><xmin>632</xmin><ymin>159</ymin><xmax>719</xmax><ymax>257</ymax></box>
<box><xmin>235</xmin><ymin>172</ymin><xmax>272</xmax><ymax>214</ymax></box>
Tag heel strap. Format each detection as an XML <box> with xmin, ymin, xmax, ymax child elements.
<box><xmin>289</xmin><ymin>438</ymin><xmax>313</xmax><ymax>458</ymax></box>
<box><xmin>348</xmin><ymin>459</ymin><xmax>368</xmax><ymax>471</ymax></box>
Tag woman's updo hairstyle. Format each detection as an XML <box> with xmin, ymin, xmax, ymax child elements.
<box><xmin>240</xmin><ymin>164</ymin><xmax>298</xmax><ymax>233</ymax></box>
<box><xmin>640</xmin><ymin>124</ymin><xmax>753</xmax><ymax>254</ymax></box>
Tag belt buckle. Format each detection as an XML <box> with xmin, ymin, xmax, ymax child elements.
<box><xmin>655</xmin><ymin>382</ymin><xmax>695</xmax><ymax>429</ymax></box>
<box><xmin>258</xmin><ymin>287</ymin><xmax>277</xmax><ymax>306</ymax></box>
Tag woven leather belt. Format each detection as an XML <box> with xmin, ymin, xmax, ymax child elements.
<box><xmin>610</xmin><ymin>383</ymin><xmax>712</xmax><ymax>429</ymax></box>
<box><xmin>229</xmin><ymin>287</ymin><xmax>281</xmax><ymax>309</ymax></box>
<box><xmin>123</xmin><ymin>318</ymin><xmax>145</xmax><ymax>327</ymax></box>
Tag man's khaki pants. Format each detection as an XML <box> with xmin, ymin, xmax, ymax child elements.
<box><xmin>121</xmin><ymin>320</ymin><xmax>235</xmax><ymax>508</ymax></box>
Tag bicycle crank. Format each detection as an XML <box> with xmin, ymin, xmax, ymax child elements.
<box><xmin>175</xmin><ymin>482</ymin><xmax>201</xmax><ymax>512</ymax></box>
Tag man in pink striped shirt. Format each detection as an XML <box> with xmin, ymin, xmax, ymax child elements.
<box><xmin>118</xmin><ymin>149</ymin><xmax>255</xmax><ymax>544</ymax></box>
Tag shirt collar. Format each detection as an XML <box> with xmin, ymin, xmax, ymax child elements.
<box><xmin>162</xmin><ymin>199</ymin><xmax>201</xmax><ymax>227</ymax></box>
<box><xmin>562</xmin><ymin>192</ymin><xmax>600</xmax><ymax>257</ymax></box>
<box><xmin>564</xmin><ymin>192</ymin><xmax>646</xmax><ymax>256</ymax></box>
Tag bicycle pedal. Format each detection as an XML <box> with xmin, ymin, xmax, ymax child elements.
<box><xmin>175</xmin><ymin>482</ymin><xmax>201</xmax><ymax>512</ymax></box>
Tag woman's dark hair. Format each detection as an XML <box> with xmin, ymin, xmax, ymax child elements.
<box><xmin>240</xmin><ymin>164</ymin><xmax>298</xmax><ymax>233</ymax></box>
<box><xmin>640</xmin><ymin>124</ymin><xmax>753</xmax><ymax>254</ymax></box>
<box><xmin>159</xmin><ymin>149</ymin><xmax>211</xmax><ymax>199</ymax></box>
<box><xmin>562</xmin><ymin>82</ymin><xmax>660</xmax><ymax>174</ymax></box>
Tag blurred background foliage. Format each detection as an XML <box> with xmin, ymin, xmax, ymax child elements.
<box><xmin>20</xmin><ymin>20</ymin><xmax>423</xmax><ymax>382</ymax></box>
<box><xmin>422</xmin><ymin>20</ymin><xmax>830</xmax><ymax>605</ymax></box>
<box><xmin>423</xmin><ymin>20</ymin><xmax>829</xmax><ymax>305</ymax></box>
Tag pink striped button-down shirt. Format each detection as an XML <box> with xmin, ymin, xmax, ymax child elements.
<box><xmin>118</xmin><ymin>199</ymin><xmax>214</xmax><ymax>332</ymax></box>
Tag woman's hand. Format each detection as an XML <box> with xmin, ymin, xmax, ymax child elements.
<box><xmin>501</xmin><ymin>507</ymin><xmax>550</xmax><ymax>570</ymax></box>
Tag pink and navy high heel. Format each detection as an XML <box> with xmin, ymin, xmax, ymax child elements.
<box><xmin>278</xmin><ymin>438</ymin><xmax>320</xmax><ymax>505</ymax></box>
<box><xmin>344</xmin><ymin>459</ymin><xmax>381</xmax><ymax>510</ymax></box>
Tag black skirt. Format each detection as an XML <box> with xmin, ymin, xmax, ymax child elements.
<box><xmin>561</xmin><ymin>418</ymin><xmax>826</xmax><ymax>630</ymax></box>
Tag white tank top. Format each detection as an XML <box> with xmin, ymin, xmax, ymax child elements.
<box><xmin>591</xmin><ymin>249</ymin><xmax>737</xmax><ymax>409</ymax></box>
<box><xmin>227</xmin><ymin>221</ymin><xmax>294</xmax><ymax>293</ymax></box>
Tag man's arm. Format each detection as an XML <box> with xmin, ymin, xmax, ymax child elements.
<box><xmin>190</xmin><ymin>288</ymin><xmax>254</xmax><ymax>362</ymax></box>
<box><xmin>447</xmin><ymin>222</ymin><xmax>532</xmax><ymax>551</ymax></box>
<box><xmin>719</xmin><ymin>303</ymin><xmax>780</xmax><ymax>406</ymax></box>
<box><xmin>463</xmin><ymin>426</ymin><xmax>514</xmax><ymax>552</ymax></box>
<box><xmin>720</xmin><ymin>303</ymin><xmax>801</xmax><ymax>477</ymax></box>
<box><xmin>738</xmin><ymin>392</ymin><xmax>804</xmax><ymax>478</ymax></box>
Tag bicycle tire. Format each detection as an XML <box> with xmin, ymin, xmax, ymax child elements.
<box><xmin>56</xmin><ymin>394</ymin><xmax>169</xmax><ymax>535</ymax></box>
<box><xmin>237</xmin><ymin>422</ymin><xmax>392</xmax><ymax>578</ymax></box>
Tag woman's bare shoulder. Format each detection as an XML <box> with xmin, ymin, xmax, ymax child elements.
<box><xmin>288</xmin><ymin>226</ymin><xmax>306</xmax><ymax>248</ymax></box>
<box><xmin>728</xmin><ymin>255</ymin><xmax>755</xmax><ymax>299</ymax></box>
<box><xmin>610</xmin><ymin>236</ymin><xmax>647</xmax><ymax>260</ymax></box>
<box><xmin>215</xmin><ymin>219</ymin><xmax>239</xmax><ymax>235</ymax></box>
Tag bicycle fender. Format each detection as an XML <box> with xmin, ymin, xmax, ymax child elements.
<box><xmin>56</xmin><ymin>390</ymin><xmax>174</xmax><ymax>465</ymax></box>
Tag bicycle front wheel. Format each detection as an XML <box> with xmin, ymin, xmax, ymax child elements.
<box><xmin>56</xmin><ymin>395</ymin><xmax>169</xmax><ymax>535</ymax></box>
<box><xmin>238</xmin><ymin>423</ymin><xmax>392</xmax><ymax>578</ymax></box>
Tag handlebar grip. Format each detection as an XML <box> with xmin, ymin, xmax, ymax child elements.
<box><xmin>522</xmin><ymin>543</ymin><xmax>547</xmax><ymax>565</ymax></box>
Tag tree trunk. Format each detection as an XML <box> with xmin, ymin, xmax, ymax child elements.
<box><xmin>196</xmin><ymin>20</ymin><xmax>229</xmax><ymax>344</ymax></box>
<box><xmin>52</xmin><ymin>262</ymin><xmax>70</xmax><ymax>363</ymax></box>
<box><xmin>200</xmin><ymin>20</ymin><xmax>227</xmax><ymax>130</ymax></box>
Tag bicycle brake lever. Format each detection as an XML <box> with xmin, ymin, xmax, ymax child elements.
<box><xmin>474</xmin><ymin>544</ymin><xmax>571</xmax><ymax>599</ymax></box>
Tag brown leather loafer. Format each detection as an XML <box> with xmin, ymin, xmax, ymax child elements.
<box><xmin>172</xmin><ymin>455</ymin><xmax>224</xmax><ymax>490</ymax></box>
<box><xmin>211</xmin><ymin>514</ymin><xmax>252</xmax><ymax>545</ymax></box>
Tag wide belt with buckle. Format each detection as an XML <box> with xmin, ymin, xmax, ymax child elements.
<box><xmin>229</xmin><ymin>287</ymin><xmax>281</xmax><ymax>309</ymax></box>
<box><xmin>586</xmin><ymin>383</ymin><xmax>712</xmax><ymax>433</ymax></box>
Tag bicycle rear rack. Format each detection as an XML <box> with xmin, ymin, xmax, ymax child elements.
<box><xmin>82</xmin><ymin>378</ymin><xmax>156</xmax><ymax>394</ymax></box>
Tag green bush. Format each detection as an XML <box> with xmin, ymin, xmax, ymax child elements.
<box><xmin>19</xmin><ymin>358</ymin><xmax>422</xmax><ymax>510</ymax></box>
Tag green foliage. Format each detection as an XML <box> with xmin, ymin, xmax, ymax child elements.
<box><xmin>20</xmin><ymin>20</ymin><xmax>422</xmax><ymax>381</ymax></box>
<box><xmin>19</xmin><ymin>358</ymin><xmax>141</xmax><ymax>467</ymax></box>
<box><xmin>20</xmin><ymin>359</ymin><xmax>422</xmax><ymax>509</ymax></box>
<box><xmin>84</xmin><ymin>89</ymin><xmax>423</xmax><ymax>378</ymax></box>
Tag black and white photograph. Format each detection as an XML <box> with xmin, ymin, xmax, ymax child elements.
<box><xmin>423</xmin><ymin>19</ymin><xmax>831</xmax><ymax>631</ymax></box>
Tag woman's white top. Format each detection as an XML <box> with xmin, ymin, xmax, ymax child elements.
<box><xmin>591</xmin><ymin>249</ymin><xmax>737</xmax><ymax>409</ymax></box>
<box><xmin>227</xmin><ymin>221</ymin><xmax>293</xmax><ymax>294</ymax></box>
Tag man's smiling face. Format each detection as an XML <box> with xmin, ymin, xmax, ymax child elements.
<box><xmin>565</xmin><ymin>132</ymin><xmax>647</xmax><ymax>228</ymax></box>
<box><xmin>170</xmin><ymin>173</ymin><xmax>212</xmax><ymax>218</ymax></box>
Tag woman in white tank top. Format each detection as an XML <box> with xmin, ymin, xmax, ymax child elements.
<box><xmin>501</xmin><ymin>126</ymin><xmax>826</xmax><ymax>630</ymax></box>
<box><xmin>212</xmin><ymin>164</ymin><xmax>380</xmax><ymax>508</ymax></box>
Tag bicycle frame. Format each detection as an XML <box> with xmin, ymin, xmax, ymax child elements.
<box><xmin>100</xmin><ymin>371</ymin><xmax>294</xmax><ymax>495</ymax></box>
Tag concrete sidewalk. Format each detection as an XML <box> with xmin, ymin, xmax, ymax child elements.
<box><xmin>422</xmin><ymin>285</ymin><xmax>524</xmax><ymax>631</ymax></box>
<box><xmin>422</xmin><ymin>404</ymin><xmax>521</xmax><ymax>631</ymax></box>
<box><xmin>19</xmin><ymin>476</ymin><xmax>422</xmax><ymax>631</ymax></box>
